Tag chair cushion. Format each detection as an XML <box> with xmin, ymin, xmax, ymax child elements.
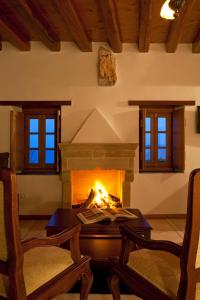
<box><xmin>0</xmin><ymin>274</ymin><xmax>8</xmax><ymax>297</ymax></box>
<box><xmin>127</xmin><ymin>249</ymin><xmax>180</xmax><ymax>298</ymax></box>
<box><xmin>196</xmin><ymin>235</ymin><xmax>200</xmax><ymax>268</ymax></box>
<box><xmin>0</xmin><ymin>246</ymin><xmax>74</xmax><ymax>297</ymax></box>
<box><xmin>24</xmin><ymin>246</ymin><xmax>74</xmax><ymax>295</ymax></box>
<box><xmin>0</xmin><ymin>181</ymin><xmax>8</xmax><ymax>262</ymax></box>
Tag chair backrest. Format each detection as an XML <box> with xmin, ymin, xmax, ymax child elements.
<box><xmin>0</xmin><ymin>178</ymin><xmax>8</xmax><ymax>261</ymax></box>
<box><xmin>0</xmin><ymin>169</ymin><xmax>25</xmax><ymax>298</ymax></box>
<box><xmin>178</xmin><ymin>169</ymin><xmax>200</xmax><ymax>299</ymax></box>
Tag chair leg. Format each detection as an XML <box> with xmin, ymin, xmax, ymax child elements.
<box><xmin>80</xmin><ymin>268</ymin><xmax>93</xmax><ymax>300</ymax></box>
<box><xmin>108</xmin><ymin>273</ymin><xmax>121</xmax><ymax>300</ymax></box>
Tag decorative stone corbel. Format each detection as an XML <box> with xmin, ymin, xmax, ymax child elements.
<box><xmin>98</xmin><ymin>47</ymin><xmax>117</xmax><ymax>86</ymax></box>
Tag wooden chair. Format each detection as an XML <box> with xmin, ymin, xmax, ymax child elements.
<box><xmin>109</xmin><ymin>168</ymin><xmax>200</xmax><ymax>300</ymax></box>
<box><xmin>0</xmin><ymin>169</ymin><xmax>93</xmax><ymax>300</ymax></box>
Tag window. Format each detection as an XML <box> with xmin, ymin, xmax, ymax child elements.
<box><xmin>140</xmin><ymin>106</ymin><xmax>185</xmax><ymax>172</ymax></box>
<box><xmin>24</xmin><ymin>108</ymin><xmax>59</xmax><ymax>172</ymax></box>
<box><xmin>10</xmin><ymin>106</ymin><xmax>61</xmax><ymax>174</ymax></box>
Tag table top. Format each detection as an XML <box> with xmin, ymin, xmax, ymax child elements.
<box><xmin>46</xmin><ymin>208</ymin><xmax>152</xmax><ymax>238</ymax></box>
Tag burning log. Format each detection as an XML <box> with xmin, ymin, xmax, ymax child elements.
<box><xmin>82</xmin><ymin>189</ymin><xmax>96</xmax><ymax>208</ymax></box>
<box><xmin>81</xmin><ymin>188</ymin><xmax>121</xmax><ymax>208</ymax></box>
<box><xmin>109</xmin><ymin>194</ymin><xmax>120</xmax><ymax>203</ymax></box>
<box><xmin>109</xmin><ymin>194</ymin><xmax>122</xmax><ymax>207</ymax></box>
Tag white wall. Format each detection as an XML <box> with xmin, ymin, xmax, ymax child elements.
<box><xmin>0</xmin><ymin>41</ymin><xmax>199</xmax><ymax>215</ymax></box>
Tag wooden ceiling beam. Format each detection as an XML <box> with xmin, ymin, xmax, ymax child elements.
<box><xmin>192</xmin><ymin>30</ymin><xmax>200</xmax><ymax>53</ymax></box>
<box><xmin>99</xmin><ymin>0</ymin><xmax>122</xmax><ymax>53</ymax></box>
<box><xmin>11</xmin><ymin>0</ymin><xmax>60</xmax><ymax>51</ymax></box>
<box><xmin>0</xmin><ymin>10</ymin><xmax>30</xmax><ymax>51</ymax></box>
<box><xmin>138</xmin><ymin>0</ymin><xmax>152</xmax><ymax>52</ymax></box>
<box><xmin>166</xmin><ymin>0</ymin><xmax>196</xmax><ymax>53</ymax></box>
<box><xmin>54</xmin><ymin>0</ymin><xmax>92</xmax><ymax>52</ymax></box>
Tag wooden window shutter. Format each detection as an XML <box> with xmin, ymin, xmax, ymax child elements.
<box><xmin>56</xmin><ymin>109</ymin><xmax>61</xmax><ymax>172</ymax></box>
<box><xmin>172</xmin><ymin>106</ymin><xmax>185</xmax><ymax>172</ymax></box>
<box><xmin>139</xmin><ymin>108</ymin><xmax>145</xmax><ymax>170</ymax></box>
<box><xmin>10</xmin><ymin>110</ymin><xmax>24</xmax><ymax>172</ymax></box>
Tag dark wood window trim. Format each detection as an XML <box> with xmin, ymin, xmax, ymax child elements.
<box><xmin>139</xmin><ymin>105</ymin><xmax>187</xmax><ymax>173</ymax></box>
<box><xmin>9</xmin><ymin>102</ymin><xmax>63</xmax><ymax>175</ymax></box>
<box><xmin>128</xmin><ymin>100</ymin><xmax>195</xmax><ymax>106</ymax></box>
<box><xmin>23</xmin><ymin>108</ymin><xmax>58</xmax><ymax>173</ymax></box>
<box><xmin>128</xmin><ymin>100</ymin><xmax>195</xmax><ymax>173</ymax></box>
<box><xmin>0</xmin><ymin>100</ymin><xmax>71</xmax><ymax>107</ymax></box>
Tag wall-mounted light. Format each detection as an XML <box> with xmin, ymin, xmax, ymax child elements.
<box><xmin>160</xmin><ymin>0</ymin><xmax>184</xmax><ymax>20</ymax></box>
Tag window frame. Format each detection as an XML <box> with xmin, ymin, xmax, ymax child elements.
<box><xmin>23</xmin><ymin>107</ymin><xmax>60</xmax><ymax>174</ymax></box>
<box><xmin>139</xmin><ymin>106</ymin><xmax>185</xmax><ymax>173</ymax></box>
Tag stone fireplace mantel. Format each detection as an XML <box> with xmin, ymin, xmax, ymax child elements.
<box><xmin>59</xmin><ymin>143</ymin><xmax>138</xmax><ymax>208</ymax></box>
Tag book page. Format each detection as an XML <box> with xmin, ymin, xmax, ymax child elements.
<box><xmin>81</xmin><ymin>208</ymin><xmax>104</xmax><ymax>220</ymax></box>
<box><xmin>77</xmin><ymin>208</ymin><xmax>110</xmax><ymax>224</ymax></box>
<box><xmin>104</xmin><ymin>208</ymin><xmax>138</xmax><ymax>219</ymax></box>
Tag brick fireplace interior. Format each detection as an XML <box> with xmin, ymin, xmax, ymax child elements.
<box><xmin>59</xmin><ymin>143</ymin><xmax>138</xmax><ymax>208</ymax></box>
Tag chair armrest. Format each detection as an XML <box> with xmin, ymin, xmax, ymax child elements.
<box><xmin>22</xmin><ymin>223</ymin><xmax>82</xmax><ymax>262</ymax></box>
<box><xmin>120</xmin><ymin>223</ymin><xmax>182</xmax><ymax>257</ymax></box>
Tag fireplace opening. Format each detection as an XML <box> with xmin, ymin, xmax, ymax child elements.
<box><xmin>71</xmin><ymin>169</ymin><xmax>124</xmax><ymax>208</ymax></box>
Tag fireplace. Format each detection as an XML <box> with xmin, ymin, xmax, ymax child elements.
<box><xmin>59</xmin><ymin>143</ymin><xmax>138</xmax><ymax>208</ymax></box>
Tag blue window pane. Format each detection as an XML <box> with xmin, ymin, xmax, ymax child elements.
<box><xmin>145</xmin><ymin>133</ymin><xmax>151</xmax><ymax>147</ymax></box>
<box><xmin>46</xmin><ymin>119</ymin><xmax>55</xmax><ymax>133</ymax></box>
<box><xmin>29</xmin><ymin>150</ymin><xmax>39</xmax><ymax>164</ymax></box>
<box><xmin>29</xmin><ymin>134</ymin><xmax>38</xmax><ymax>148</ymax></box>
<box><xmin>158</xmin><ymin>117</ymin><xmax>166</xmax><ymax>131</ymax></box>
<box><xmin>158</xmin><ymin>149</ymin><xmax>166</xmax><ymax>161</ymax></box>
<box><xmin>45</xmin><ymin>135</ymin><xmax>55</xmax><ymax>148</ymax></box>
<box><xmin>158</xmin><ymin>133</ymin><xmax>166</xmax><ymax>147</ymax></box>
<box><xmin>30</xmin><ymin>119</ymin><xmax>39</xmax><ymax>133</ymax></box>
<box><xmin>45</xmin><ymin>150</ymin><xmax>55</xmax><ymax>164</ymax></box>
<box><xmin>145</xmin><ymin>149</ymin><xmax>151</xmax><ymax>161</ymax></box>
<box><xmin>145</xmin><ymin>117</ymin><xmax>151</xmax><ymax>131</ymax></box>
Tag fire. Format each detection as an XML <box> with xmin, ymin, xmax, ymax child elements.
<box><xmin>93</xmin><ymin>181</ymin><xmax>110</xmax><ymax>207</ymax></box>
<box><xmin>88</xmin><ymin>181</ymin><xmax>121</xmax><ymax>208</ymax></box>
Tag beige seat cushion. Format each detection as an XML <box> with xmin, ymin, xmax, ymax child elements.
<box><xmin>196</xmin><ymin>235</ymin><xmax>200</xmax><ymax>268</ymax></box>
<box><xmin>196</xmin><ymin>283</ymin><xmax>200</xmax><ymax>299</ymax></box>
<box><xmin>0</xmin><ymin>246</ymin><xmax>74</xmax><ymax>297</ymax></box>
<box><xmin>127</xmin><ymin>249</ymin><xmax>180</xmax><ymax>299</ymax></box>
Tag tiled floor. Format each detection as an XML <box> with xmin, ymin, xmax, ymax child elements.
<box><xmin>20</xmin><ymin>218</ymin><xmax>185</xmax><ymax>300</ymax></box>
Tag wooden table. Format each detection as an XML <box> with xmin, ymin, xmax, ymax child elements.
<box><xmin>46</xmin><ymin>208</ymin><xmax>152</xmax><ymax>262</ymax></box>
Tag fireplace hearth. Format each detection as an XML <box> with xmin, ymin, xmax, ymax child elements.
<box><xmin>59</xmin><ymin>143</ymin><xmax>138</xmax><ymax>208</ymax></box>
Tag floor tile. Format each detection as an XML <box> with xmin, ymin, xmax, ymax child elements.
<box><xmin>20</xmin><ymin>220</ymin><xmax>35</xmax><ymax>239</ymax></box>
<box><xmin>147</xmin><ymin>219</ymin><xmax>174</xmax><ymax>231</ymax></box>
<box><xmin>151</xmin><ymin>230</ymin><xmax>183</xmax><ymax>244</ymax></box>
<box><xmin>167</xmin><ymin>219</ymin><xmax>186</xmax><ymax>232</ymax></box>
<box><xmin>25</xmin><ymin>220</ymin><xmax>47</xmax><ymax>238</ymax></box>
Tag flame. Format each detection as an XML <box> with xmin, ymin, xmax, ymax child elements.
<box><xmin>92</xmin><ymin>181</ymin><xmax>109</xmax><ymax>206</ymax></box>
<box><xmin>90</xmin><ymin>181</ymin><xmax>120</xmax><ymax>208</ymax></box>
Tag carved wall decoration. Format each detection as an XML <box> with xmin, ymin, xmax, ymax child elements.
<box><xmin>98</xmin><ymin>47</ymin><xmax>117</xmax><ymax>86</ymax></box>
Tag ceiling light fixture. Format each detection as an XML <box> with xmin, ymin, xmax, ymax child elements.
<box><xmin>160</xmin><ymin>0</ymin><xmax>184</xmax><ymax>20</ymax></box>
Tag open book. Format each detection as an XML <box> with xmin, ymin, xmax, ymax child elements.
<box><xmin>76</xmin><ymin>208</ymin><xmax>138</xmax><ymax>224</ymax></box>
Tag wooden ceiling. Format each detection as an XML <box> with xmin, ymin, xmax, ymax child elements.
<box><xmin>0</xmin><ymin>0</ymin><xmax>199</xmax><ymax>53</ymax></box>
